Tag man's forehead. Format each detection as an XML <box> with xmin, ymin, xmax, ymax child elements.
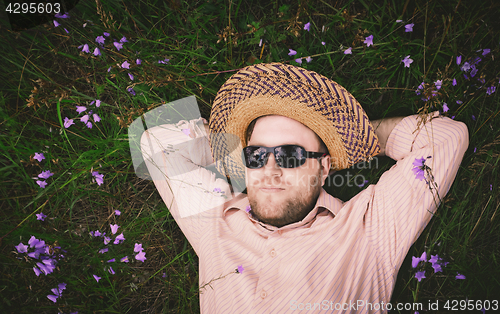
<box><xmin>254</xmin><ymin>115</ymin><xmax>307</xmax><ymax>129</ymax></box>
<box><xmin>249</xmin><ymin>115</ymin><xmax>321</xmax><ymax>148</ymax></box>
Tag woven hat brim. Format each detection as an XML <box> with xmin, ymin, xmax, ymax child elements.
<box><xmin>209</xmin><ymin>63</ymin><xmax>380</xmax><ymax>180</ymax></box>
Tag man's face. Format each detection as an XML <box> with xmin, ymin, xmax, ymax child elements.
<box><xmin>245</xmin><ymin>115</ymin><xmax>331</xmax><ymax>228</ymax></box>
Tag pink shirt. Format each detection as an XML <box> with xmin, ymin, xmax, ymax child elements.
<box><xmin>141</xmin><ymin>111</ymin><xmax>468</xmax><ymax>313</ymax></box>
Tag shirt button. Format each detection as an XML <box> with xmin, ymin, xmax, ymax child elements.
<box><xmin>260</xmin><ymin>290</ymin><xmax>267</xmax><ymax>299</ymax></box>
<box><xmin>269</xmin><ymin>249</ymin><xmax>276</xmax><ymax>257</ymax></box>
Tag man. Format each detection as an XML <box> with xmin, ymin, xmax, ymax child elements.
<box><xmin>140</xmin><ymin>63</ymin><xmax>468</xmax><ymax>313</ymax></box>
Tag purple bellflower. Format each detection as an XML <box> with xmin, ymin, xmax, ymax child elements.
<box><xmin>113</xmin><ymin>42</ymin><xmax>123</xmax><ymax>51</ymax></box>
<box><xmin>82</xmin><ymin>44</ymin><xmax>90</xmax><ymax>53</ymax></box>
<box><xmin>110</xmin><ymin>224</ymin><xmax>120</xmax><ymax>234</ymax></box>
<box><xmin>47</xmin><ymin>294</ymin><xmax>58</xmax><ymax>303</ymax></box>
<box><xmin>81</xmin><ymin>114</ymin><xmax>89</xmax><ymax>124</ymax></box>
<box><xmin>114</xmin><ymin>233</ymin><xmax>125</xmax><ymax>244</ymax></box>
<box><xmin>36</xmin><ymin>212</ymin><xmax>47</xmax><ymax>221</ymax></box>
<box><xmin>435</xmin><ymin>80</ymin><xmax>442</xmax><ymax>89</ymax></box>
<box><xmin>135</xmin><ymin>251</ymin><xmax>147</xmax><ymax>262</ymax></box>
<box><xmin>55</xmin><ymin>12</ymin><xmax>70</xmax><ymax>18</ymax></box>
<box><xmin>36</xmin><ymin>180</ymin><xmax>47</xmax><ymax>188</ymax></box>
<box><xmin>415</xmin><ymin>271</ymin><xmax>426</xmax><ymax>282</ymax></box>
<box><xmin>432</xmin><ymin>263</ymin><xmax>443</xmax><ymax>273</ymax></box>
<box><xmin>455</xmin><ymin>273</ymin><xmax>466</xmax><ymax>280</ymax></box>
<box><xmin>364</xmin><ymin>35</ymin><xmax>374</xmax><ymax>47</ymax></box>
<box><xmin>33</xmin><ymin>152</ymin><xmax>45</xmax><ymax>162</ymax></box>
<box><xmin>15</xmin><ymin>242</ymin><xmax>29</xmax><ymax>253</ymax></box>
<box><xmin>134</xmin><ymin>243</ymin><xmax>143</xmax><ymax>252</ymax></box>
<box><xmin>237</xmin><ymin>265</ymin><xmax>244</xmax><ymax>273</ymax></box>
<box><xmin>96</xmin><ymin>36</ymin><xmax>105</xmax><ymax>45</ymax></box>
<box><xmin>405</xmin><ymin>23</ymin><xmax>414</xmax><ymax>32</ymax></box>
<box><xmin>402</xmin><ymin>55</ymin><xmax>413</xmax><ymax>68</ymax></box>
<box><xmin>412</xmin><ymin>157</ymin><xmax>431</xmax><ymax>181</ymax></box>
<box><xmin>76</xmin><ymin>106</ymin><xmax>86</xmax><ymax>114</ymax></box>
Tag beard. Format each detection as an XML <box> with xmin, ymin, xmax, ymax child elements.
<box><xmin>247</xmin><ymin>169</ymin><xmax>323</xmax><ymax>228</ymax></box>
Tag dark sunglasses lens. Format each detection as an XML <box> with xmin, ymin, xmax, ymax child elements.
<box><xmin>242</xmin><ymin>145</ymin><xmax>307</xmax><ymax>169</ymax></box>
<box><xmin>276</xmin><ymin>145</ymin><xmax>306</xmax><ymax>168</ymax></box>
<box><xmin>243</xmin><ymin>147</ymin><xmax>266</xmax><ymax>169</ymax></box>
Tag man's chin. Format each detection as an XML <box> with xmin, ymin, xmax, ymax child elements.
<box><xmin>253</xmin><ymin>211</ymin><xmax>289</xmax><ymax>228</ymax></box>
<box><xmin>253</xmin><ymin>201</ymin><xmax>282</xmax><ymax>218</ymax></box>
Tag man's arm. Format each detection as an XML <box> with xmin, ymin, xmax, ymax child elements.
<box><xmin>364</xmin><ymin>111</ymin><xmax>469</xmax><ymax>269</ymax></box>
<box><xmin>140</xmin><ymin>118</ymin><xmax>234</xmax><ymax>255</ymax></box>
<box><xmin>371</xmin><ymin>116</ymin><xmax>405</xmax><ymax>157</ymax></box>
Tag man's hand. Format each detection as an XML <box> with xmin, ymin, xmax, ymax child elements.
<box><xmin>319</xmin><ymin>117</ymin><xmax>405</xmax><ymax>176</ymax></box>
<box><xmin>370</xmin><ymin>116</ymin><xmax>405</xmax><ymax>156</ymax></box>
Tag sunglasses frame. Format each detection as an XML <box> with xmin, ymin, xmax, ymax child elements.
<box><xmin>242</xmin><ymin>145</ymin><xmax>327</xmax><ymax>169</ymax></box>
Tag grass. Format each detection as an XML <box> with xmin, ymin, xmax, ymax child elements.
<box><xmin>1</xmin><ymin>0</ymin><xmax>499</xmax><ymax>313</ymax></box>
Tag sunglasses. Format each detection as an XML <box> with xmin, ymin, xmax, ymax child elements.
<box><xmin>242</xmin><ymin>145</ymin><xmax>327</xmax><ymax>169</ymax></box>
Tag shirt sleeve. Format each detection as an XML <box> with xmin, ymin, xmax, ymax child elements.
<box><xmin>140</xmin><ymin>117</ymin><xmax>234</xmax><ymax>255</ymax></box>
<box><xmin>365</xmin><ymin>111</ymin><xmax>469</xmax><ymax>269</ymax></box>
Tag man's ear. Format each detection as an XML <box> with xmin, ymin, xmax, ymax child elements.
<box><xmin>320</xmin><ymin>155</ymin><xmax>331</xmax><ymax>186</ymax></box>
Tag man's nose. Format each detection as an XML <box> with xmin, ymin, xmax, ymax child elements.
<box><xmin>263</xmin><ymin>153</ymin><xmax>282</xmax><ymax>173</ymax></box>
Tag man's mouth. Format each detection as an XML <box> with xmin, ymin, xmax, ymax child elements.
<box><xmin>259</xmin><ymin>187</ymin><xmax>285</xmax><ymax>193</ymax></box>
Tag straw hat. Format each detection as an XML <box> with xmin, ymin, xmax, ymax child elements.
<box><xmin>209</xmin><ymin>62</ymin><xmax>380</xmax><ymax>180</ymax></box>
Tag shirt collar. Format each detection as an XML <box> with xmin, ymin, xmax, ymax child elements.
<box><xmin>223</xmin><ymin>188</ymin><xmax>343</xmax><ymax>230</ymax></box>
